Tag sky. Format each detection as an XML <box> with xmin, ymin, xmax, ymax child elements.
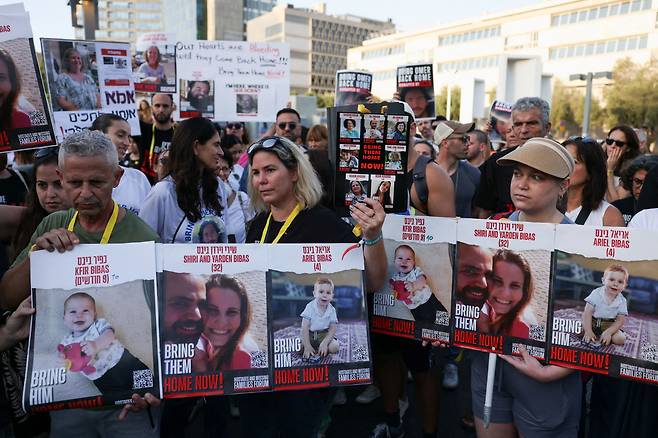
<box><xmin>1</xmin><ymin>0</ymin><xmax>547</xmax><ymax>41</ymax></box>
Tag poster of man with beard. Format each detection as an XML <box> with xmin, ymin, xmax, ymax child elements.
<box><xmin>179</xmin><ymin>79</ymin><xmax>214</xmax><ymax>119</ymax></box>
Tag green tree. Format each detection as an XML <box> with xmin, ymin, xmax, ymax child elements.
<box><xmin>549</xmin><ymin>80</ymin><xmax>605</xmax><ymax>139</ymax></box>
<box><xmin>435</xmin><ymin>86</ymin><xmax>460</xmax><ymax>119</ymax></box>
<box><xmin>306</xmin><ymin>92</ymin><xmax>334</xmax><ymax>108</ymax></box>
<box><xmin>604</xmin><ymin>57</ymin><xmax>658</xmax><ymax>130</ymax></box>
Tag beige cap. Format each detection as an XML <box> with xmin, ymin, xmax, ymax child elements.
<box><xmin>497</xmin><ymin>137</ymin><xmax>574</xmax><ymax>179</ymax></box>
<box><xmin>434</xmin><ymin>121</ymin><xmax>475</xmax><ymax>144</ymax></box>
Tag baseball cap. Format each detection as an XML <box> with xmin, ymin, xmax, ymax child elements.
<box><xmin>433</xmin><ymin>121</ymin><xmax>475</xmax><ymax>145</ymax></box>
<box><xmin>496</xmin><ymin>137</ymin><xmax>574</xmax><ymax>179</ymax></box>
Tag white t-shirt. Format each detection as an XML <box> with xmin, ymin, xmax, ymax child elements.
<box><xmin>113</xmin><ymin>166</ymin><xmax>151</xmax><ymax>215</ymax></box>
<box><xmin>139</xmin><ymin>176</ymin><xmax>228</xmax><ymax>243</ymax></box>
<box><xmin>565</xmin><ymin>201</ymin><xmax>613</xmax><ymax>226</ymax></box>
<box><xmin>60</xmin><ymin>318</ymin><xmax>124</xmax><ymax>380</ymax></box>
<box><xmin>227</xmin><ymin>164</ymin><xmax>244</xmax><ymax>193</ymax></box>
<box><xmin>300</xmin><ymin>300</ymin><xmax>338</xmax><ymax>332</ymax></box>
<box><xmin>223</xmin><ymin>183</ymin><xmax>254</xmax><ymax>243</ymax></box>
<box><xmin>585</xmin><ymin>286</ymin><xmax>628</xmax><ymax>319</ymax></box>
<box><xmin>628</xmin><ymin>208</ymin><xmax>658</xmax><ymax>230</ymax></box>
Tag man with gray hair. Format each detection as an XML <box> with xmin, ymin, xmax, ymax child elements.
<box><xmin>0</xmin><ymin>130</ymin><xmax>160</xmax><ymax>436</ymax></box>
<box><xmin>475</xmin><ymin>97</ymin><xmax>551</xmax><ymax>218</ymax></box>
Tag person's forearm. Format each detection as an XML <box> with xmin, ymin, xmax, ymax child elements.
<box><xmin>0</xmin><ymin>259</ymin><xmax>31</xmax><ymax>310</ymax></box>
<box><xmin>326</xmin><ymin>323</ymin><xmax>337</xmax><ymax>340</ymax></box>
<box><xmin>540</xmin><ymin>365</ymin><xmax>574</xmax><ymax>382</ymax></box>
<box><xmin>0</xmin><ymin>326</ymin><xmax>19</xmax><ymax>351</ymax></box>
<box><xmin>0</xmin><ymin>206</ymin><xmax>25</xmax><ymax>241</ymax></box>
<box><xmin>95</xmin><ymin>330</ymin><xmax>116</xmax><ymax>351</ymax></box>
<box><xmin>582</xmin><ymin>307</ymin><xmax>594</xmax><ymax>333</ymax></box>
<box><xmin>607</xmin><ymin>315</ymin><xmax>625</xmax><ymax>333</ymax></box>
<box><xmin>606</xmin><ymin>174</ymin><xmax>620</xmax><ymax>202</ymax></box>
<box><xmin>301</xmin><ymin>320</ymin><xmax>312</xmax><ymax>346</ymax></box>
<box><xmin>364</xmin><ymin>240</ymin><xmax>387</xmax><ymax>293</ymax></box>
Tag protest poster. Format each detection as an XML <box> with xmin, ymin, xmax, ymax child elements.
<box><xmin>158</xmin><ymin>243</ymin><xmax>270</xmax><ymax>397</ymax></box>
<box><xmin>548</xmin><ymin>225</ymin><xmax>658</xmax><ymax>384</ymax></box>
<box><xmin>269</xmin><ymin>243</ymin><xmax>371</xmax><ymax>391</ymax></box>
<box><xmin>489</xmin><ymin>100</ymin><xmax>512</xmax><ymax>149</ymax></box>
<box><xmin>133</xmin><ymin>32</ymin><xmax>177</xmax><ymax>94</ymax></box>
<box><xmin>331</xmin><ymin>103</ymin><xmax>410</xmax><ymax>214</ymax></box>
<box><xmin>452</xmin><ymin>219</ymin><xmax>554</xmax><ymax>359</ymax></box>
<box><xmin>174</xmin><ymin>41</ymin><xmax>289</xmax><ymax>122</ymax></box>
<box><xmin>397</xmin><ymin>63</ymin><xmax>435</xmax><ymax>120</ymax></box>
<box><xmin>371</xmin><ymin>215</ymin><xmax>456</xmax><ymax>343</ymax></box>
<box><xmin>0</xmin><ymin>9</ymin><xmax>55</xmax><ymax>152</ymax></box>
<box><xmin>41</xmin><ymin>38</ymin><xmax>139</xmax><ymax>142</ymax></box>
<box><xmin>25</xmin><ymin>242</ymin><xmax>161</xmax><ymax>411</ymax></box>
<box><xmin>335</xmin><ymin>70</ymin><xmax>372</xmax><ymax>106</ymax></box>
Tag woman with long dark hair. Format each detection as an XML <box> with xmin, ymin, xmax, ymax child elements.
<box><xmin>0</xmin><ymin>48</ymin><xmax>30</xmax><ymax>131</ymax></box>
<box><xmin>139</xmin><ymin>117</ymin><xmax>227</xmax><ymax>243</ymax></box>
<box><xmin>604</xmin><ymin>125</ymin><xmax>641</xmax><ymax>202</ymax></box>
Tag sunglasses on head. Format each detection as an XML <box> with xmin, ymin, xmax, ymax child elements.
<box><xmin>34</xmin><ymin>147</ymin><xmax>58</xmax><ymax>159</ymax></box>
<box><xmin>566</xmin><ymin>136</ymin><xmax>599</xmax><ymax>146</ymax></box>
<box><xmin>277</xmin><ymin>122</ymin><xmax>297</xmax><ymax>130</ymax></box>
<box><xmin>226</xmin><ymin>123</ymin><xmax>243</xmax><ymax>130</ymax></box>
<box><xmin>605</xmin><ymin>138</ymin><xmax>627</xmax><ymax>147</ymax></box>
<box><xmin>247</xmin><ymin>137</ymin><xmax>295</xmax><ymax>159</ymax></box>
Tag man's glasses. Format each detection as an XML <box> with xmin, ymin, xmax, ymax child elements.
<box><xmin>605</xmin><ymin>138</ymin><xmax>627</xmax><ymax>147</ymax></box>
<box><xmin>226</xmin><ymin>123</ymin><xmax>243</xmax><ymax>130</ymax></box>
<box><xmin>277</xmin><ymin>122</ymin><xmax>297</xmax><ymax>130</ymax></box>
<box><xmin>34</xmin><ymin>147</ymin><xmax>58</xmax><ymax>159</ymax></box>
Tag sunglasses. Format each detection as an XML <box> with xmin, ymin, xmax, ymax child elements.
<box><xmin>447</xmin><ymin>134</ymin><xmax>469</xmax><ymax>143</ymax></box>
<box><xmin>277</xmin><ymin>122</ymin><xmax>297</xmax><ymax>130</ymax></box>
<box><xmin>34</xmin><ymin>147</ymin><xmax>59</xmax><ymax>159</ymax></box>
<box><xmin>226</xmin><ymin>123</ymin><xmax>243</xmax><ymax>130</ymax></box>
<box><xmin>567</xmin><ymin>136</ymin><xmax>598</xmax><ymax>146</ymax></box>
<box><xmin>605</xmin><ymin>138</ymin><xmax>627</xmax><ymax>147</ymax></box>
<box><xmin>247</xmin><ymin>136</ymin><xmax>296</xmax><ymax>162</ymax></box>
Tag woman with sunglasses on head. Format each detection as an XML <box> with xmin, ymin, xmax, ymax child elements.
<box><xmin>238</xmin><ymin>135</ymin><xmax>387</xmax><ymax>438</ymax></box>
<box><xmin>604</xmin><ymin>125</ymin><xmax>640</xmax><ymax>202</ymax></box>
<box><xmin>139</xmin><ymin>117</ymin><xmax>228</xmax><ymax>243</ymax></box>
<box><xmin>563</xmin><ymin>137</ymin><xmax>624</xmax><ymax>227</ymax></box>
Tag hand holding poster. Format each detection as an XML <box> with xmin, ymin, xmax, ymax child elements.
<box><xmin>397</xmin><ymin>64</ymin><xmax>435</xmax><ymax>120</ymax></box>
<box><xmin>335</xmin><ymin>70</ymin><xmax>372</xmax><ymax>106</ymax></box>
<box><xmin>25</xmin><ymin>242</ymin><xmax>161</xmax><ymax>411</ymax></box>
<box><xmin>549</xmin><ymin>225</ymin><xmax>658</xmax><ymax>384</ymax></box>
<box><xmin>133</xmin><ymin>32</ymin><xmax>177</xmax><ymax>94</ymax></box>
<box><xmin>0</xmin><ymin>9</ymin><xmax>55</xmax><ymax>152</ymax></box>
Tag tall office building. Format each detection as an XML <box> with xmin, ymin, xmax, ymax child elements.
<box><xmin>247</xmin><ymin>3</ymin><xmax>395</xmax><ymax>94</ymax></box>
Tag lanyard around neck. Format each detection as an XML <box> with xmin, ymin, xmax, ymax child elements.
<box><xmin>260</xmin><ymin>202</ymin><xmax>301</xmax><ymax>244</ymax></box>
<box><xmin>67</xmin><ymin>201</ymin><xmax>119</xmax><ymax>244</ymax></box>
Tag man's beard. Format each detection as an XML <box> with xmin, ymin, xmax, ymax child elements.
<box><xmin>457</xmin><ymin>286</ymin><xmax>488</xmax><ymax>307</ymax></box>
<box><xmin>165</xmin><ymin>319</ymin><xmax>203</xmax><ymax>343</ymax></box>
<box><xmin>154</xmin><ymin>111</ymin><xmax>171</xmax><ymax>124</ymax></box>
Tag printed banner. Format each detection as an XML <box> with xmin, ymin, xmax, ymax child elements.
<box><xmin>548</xmin><ymin>225</ymin><xmax>658</xmax><ymax>384</ymax></box>
<box><xmin>489</xmin><ymin>100</ymin><xmax>512</xmax><ymax>147</ymax></box>
<box><xmin>335</xmin><ymin>70</ymin><xmax>372</xmax><ymax>106</ymax></box>
<box><xmin>371</xmin><ymin>215</ymin><xmax>456</xmax><ymax>343</ymax></box>
<box><xmin>133</xmin><ymin>32</ymin><xmax>177</xmax><ymax>94</ymax></box>
<box><xmin>25</xmin><ymin>242</ymin><xmax>161</xmax><ymax>411</ymax></box>
<box><xmin>452</xmin><ymin>219</ymin><xmax>554</xmax><ymax>359</ymax></box>
<box><xmin>41</xmin><ymin>38</ymin><xmax>139</xmax><ymax>142</ymax></box>
<box><xmin>174</xmin><ymin>41</ymin><xmax>289</xmax><ymax>122</ymax></box>
<box><xmin>0</xmin><ymin>10</ymin><xmax>55</xmax><ymax>152</ymax></box>
<box><xmin>397</xmin><ymin>63</ymin><xmax>435</xmax><ymax>120</ymax></box>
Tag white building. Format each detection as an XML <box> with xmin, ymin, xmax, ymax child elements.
<box><xmin>347</xmin><ymin>0</ymin><xmax>656</xmax><ymax>104</ymax></box>
<box><xmin>247</xmin><ymin>3</ymin><xmax>395</xmax><ymax>94</ymax></box>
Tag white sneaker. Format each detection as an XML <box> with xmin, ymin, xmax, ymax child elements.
<box><xmin>442</xmin><ymin>362</ymin><xmax>459</xmax><ymax>389</ymax></box>
<box><xmin>370</xmin><ymin>422</ymin><xmax>405</xmax><ymax>438</ymax></box>
<box><xmin>356</xmin><ymin>384</ymin><xmax>381</xmax><ymax>404</ymax></box>
<box><xmin>398</xmin><ymin>397</ymin><xmax>409</xmax><ymax>420</ymax></box>
<box><xmin>332</xmin><ymin>388</ymin><xmax>347</xmax><ymax>406</ymax></box>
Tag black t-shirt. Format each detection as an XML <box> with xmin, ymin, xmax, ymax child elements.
<box><xmin>0</xmin><ymin>168</ymin><xmax>28</xmax><ymax>206</ymax></box>
<box><xmin>475</xmin><ymin>146</ymin><xmax>517</xmax><ymax>215</ymax></box>
<box><xmin>638</xmin><ymin>164</ymin><xmax>658</xmax><ymax>211</ymax></box>
<box><xmin>138</xmin><ymin>120</ymin><xmax>174</xmax><ymax>183</ymax></box>
<box><xmin>246</xmin><ymin>205</ymin><xmax>358</xmax><ymax>244</ymax></box>
<box><xmin>611</xmin><ymin>196</ymin><xmax>636</xmax><ymax>226</ymax></box>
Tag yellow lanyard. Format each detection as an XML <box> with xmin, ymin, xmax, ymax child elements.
<box><xmin>67</xmin><ymin>201</ymin><xmax>119</xmax><ymax>244</ymax></box>
<box><xmin>148</xmin><ymin>123</ymin><xmax>156</xmax><ymax>169</ymax></box>
<box><xmin>260</xmin><ymin>202</ymin><xmax>301</xmax><ymax>244</ymax></box>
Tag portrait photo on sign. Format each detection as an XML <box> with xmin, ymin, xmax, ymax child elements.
<box><xmin>270</xmin><ymin>271</ymin><xmax>369</xmax><ymax>366</ymax></box>
<box><xmin>454</xmin><ymin>244</ymin><xmax>550</xmax><ymax>342</ymax></box>
<box><xmin>339</xmin><ymin>114</ymin><xmax>361</xmax><ymax>140</ymax></box>
<box><xmin>370</xmin><ymin>175</ymin><xmax>395</xmax><ymax>208</ymax></box>
<box><xmin>552</xmin><ymin>253</ymin><xmax>658</xmax><ymax>362</ymax></box>
<box><xmin>41</xmin><ymin>40</ymin><xmax>101</xmax><ymax>111</ymax></box>
<box><xmin>133</xmin><ymin>43</ymin><xmax>176</xmax><ymax>92</ymax></box>
<box><xmin>386</xmin><ymin>116</ymin><xmax>407</xmax><ymax>142</ymax></box>
<box><xmin>338</xmin><ymin>146</ymin><xmax>360</xmax><ymax>171</ymax></box>
<box><xmin>162</xmin><ymin>271</ymin><xmax>269</xmax><ymax>374</ymax></box>
<box><xmin>192</xmin><ymin>215</ymin><xmax>226</xmax><ymax>244</ymax></box>
<box><xmin>344</xmin><ymin>174</ymin><xmax>369</xmax><ymax>206</ymax></box>
<box><xmin>363</xmin><ymin>115</ymin><xmax>384</xmax><ymax>141</ymax></box>
<box><xmin>236</xmin><ymin>93</ymin><xmax>258</xmax><ymax>116</ymax></box>
<box><xmin>28</xmin><ymin>280</ymin><xmax>158</xmax><ymax>405</ymax></box>
<box><xmin>179</xmin><ymin>79</ymin><xmax>214</xmax><ymax>118</ymax></box>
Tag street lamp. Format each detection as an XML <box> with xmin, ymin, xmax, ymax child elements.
<box><xmin>569</xmin><ymin>71</ymin><xmax>613</xmax><ymax>137</ymax></box>
<box><xmin>68</xmin><ymin>0</ymin><xmax>98</xmax><ymax>40</ymax></box>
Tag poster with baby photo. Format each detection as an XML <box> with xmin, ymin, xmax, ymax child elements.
<box><xmin>268</xmin><ymin>243</ymin><xmax>371</xmax><ymax>390</ymax></box>
<box><xmin>371</xmin><ymin>215</ymin><xmax>456</xmax><ymax>343</ymax></box>
<box><xmin>25</xmin><ymin>242</ymin><xmax>161</xmax><ymax>411</ymax></box>
<box><xmin>157</xmin><ymin>243</ymin><xmax>270</xmax><ymax>396</ymax></box>
<box><xmin>0</xmin><ymin>8</ymin><xmax>56</xmax><ymax>152</ymax></box>
<box><xmin>133</xmin><ymin>32</ymin><xmax>177</xmax><ymax>94</ymax></box>
<box><xmin>452</xmin><ymin>219</ymin><xmax>554</xmax><ymax>359</ymax></box>
<box><xmin>548</xmin><ymin>225</ymin><xmax>658</xmax><ymax>384</ymax></box>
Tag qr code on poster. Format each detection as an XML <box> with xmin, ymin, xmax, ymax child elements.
<box><xmin>251</xmin><ymin>350</ymin><xmax>268</xmax><ymax>368</ymax></box>
<box><xmin>529</xmin><ymin>324</ymin><xmax>545</xmax><ymax>341</ymax></box>
<box><xmin>641</xmin><ymin>344</ymin><xmax>658</xmax><ymax>363</ymax></box>
<box><xmin>28</xmin><ymin>111</ymin><xmax>47</xmax><ymax>126</ymax></box>
<box><xmin>353</xmin><ymin>345</ymin><xmax>369</xmax><ymax>362</ymax></box>
<box><xmin>435</xmin><ymin>311</ymin><xmax>449</xmax><ymax>326</ymax></box>
<box><xmin>132</xmin><ymin>369</ymin><xmax>154</xmax><ymax>390</ymax></box>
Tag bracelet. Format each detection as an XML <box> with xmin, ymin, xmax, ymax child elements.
<box><xmin>607</xmin><ymin>170</ymin><xmax>614</xmax><ymax>177</ymax></box>
<box><xmin>362</xmin><ymin>233</ymin><xmax>383</xmax><ymax>246</ymax></box>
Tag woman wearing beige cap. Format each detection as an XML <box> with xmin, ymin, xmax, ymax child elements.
<box><xmin>471</xmin><ymin>137</ymin><xmax>582</xmax><ymax>438</ymax></box>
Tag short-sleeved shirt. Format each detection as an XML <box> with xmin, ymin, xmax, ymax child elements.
<box><xmin>475</xmin><ymin>146</ymin><xmax>517</xmax><ymax>215</ymax></box>
<box><xmin>60</xmin><ymin>318</ymin><xmax>124</xmax><ymax>380</ymax></box>
<box><xmin>300</xmin><ymin>300</ymin><xmax>338</xmax><ymax>332</ymax></box>
<box><xmin>55</xmin><ymin>73</ymin><xmax>98</xmax><ymax>111</ymax></box>
<box><xmin>611</xmin><ymin>196</ymin><xmax>636</xmax><ymax>226</ymax></box>
<box><xmin>453</xmin><ymin>160</ymin><xmax>481</xmax><ymax>218</ymax></box>
<box><xmin>585</xmin><ymin>286</ymin><xmax>628</xmax><ymax>319</ymax></box>
<box><xmin>138</xmin><ymin>120</ymin><xmax>174</xmax><ymax>183</ymax></box>
<box><xmin>113</xmin><ymin>166</ymin><xmax>152</xmax><ymax>215</ymax></box>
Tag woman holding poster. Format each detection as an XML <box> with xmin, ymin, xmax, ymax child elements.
<box><xmin>55</xmin><ymin>48</ymin><xmax>100</xmax><ymax>111</ymax></box>
<box><xmin>471</xmin><ymin>137</ymin><xmax>583</xmax><ymax>438</ymax></box>
<box><xmin>238</xmin><ymin>135</ymin><xmax>387</xmax><ymax>437</ymax></box>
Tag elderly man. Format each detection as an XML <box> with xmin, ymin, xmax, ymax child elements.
<box><xmin>0</xmin><ymin>130</ymin><xmax>159</xmax><ymax>437</ymax></box>
<box><xmin>475</xmin><ymin>97</ymin><xmax>551</xmax><ymax>218</ymax></box>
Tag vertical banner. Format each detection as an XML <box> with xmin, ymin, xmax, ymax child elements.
<box><xmin>0</xmin><ymin>10</ymin><xmax>55</xmax><ymax>152</ymax></box>
<box><xmin>25</xmin><ymin>242</ymin><xmax>161</xmax><ymax>411</ymax></box>
<box><xmin>335</xmin><ymin>70</ymin><xmax>372</xmax><ymax>106</ymax></box>
<box><xmin>549</xmin><ymin>225</ymin><xmax>658</xmax><ymax>384</ymax></box>
<box><xmin>452</xmin><ymin>219</ymin><xmax>554</xmax><ymax>359</ymax></box>
<box><xmin>41</xmin><ymin>38</ymin><xmax>139</xmax><ymax>142</ymax></box>
<box><xmin>268</xmin><ymin>244</ymin><xmax>371</xmax><ymax>391</ymax></box>
<box><xmin>133</xmin><ymin>32</ymin><xmax>177</xmax><ymax>94</ymax></box>
<box><xmin>174</xmin><ymin>41</ymin><xmax>289</xmax><ymax>122</ymax></box>
<box><xmin>157</xmin><ymin>244</ymin><xmax>270</xmax><ymax>397</ymax></box>
<box><xmin>371</xmin><ymin>215</ymin><xmax>456</xmax><ymax>343</ymax></box>
<box><xmin>396</xmin><ymin>63</ymin><xmax>435</xmax><ymax>120</ymax></box>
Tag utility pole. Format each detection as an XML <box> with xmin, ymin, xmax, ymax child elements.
<box><xmin>569</xmin><ymin>71</ymin><xmax>613</xmax><ymax>137</ymax></box>
<box><xmin>68</xmin><ymin>0</ymin><xmax>99</xmax><ymax>40</ymax></box>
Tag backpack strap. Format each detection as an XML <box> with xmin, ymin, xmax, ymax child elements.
<box><xmin>574</xmin><ymin>206</ymin><xmax>592</xmax><ymax>225</ymax></box>
<box><xmin>409</xmin><ymin>154</ymin><xmax>433</xmax><ymax>206</ymax></box>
